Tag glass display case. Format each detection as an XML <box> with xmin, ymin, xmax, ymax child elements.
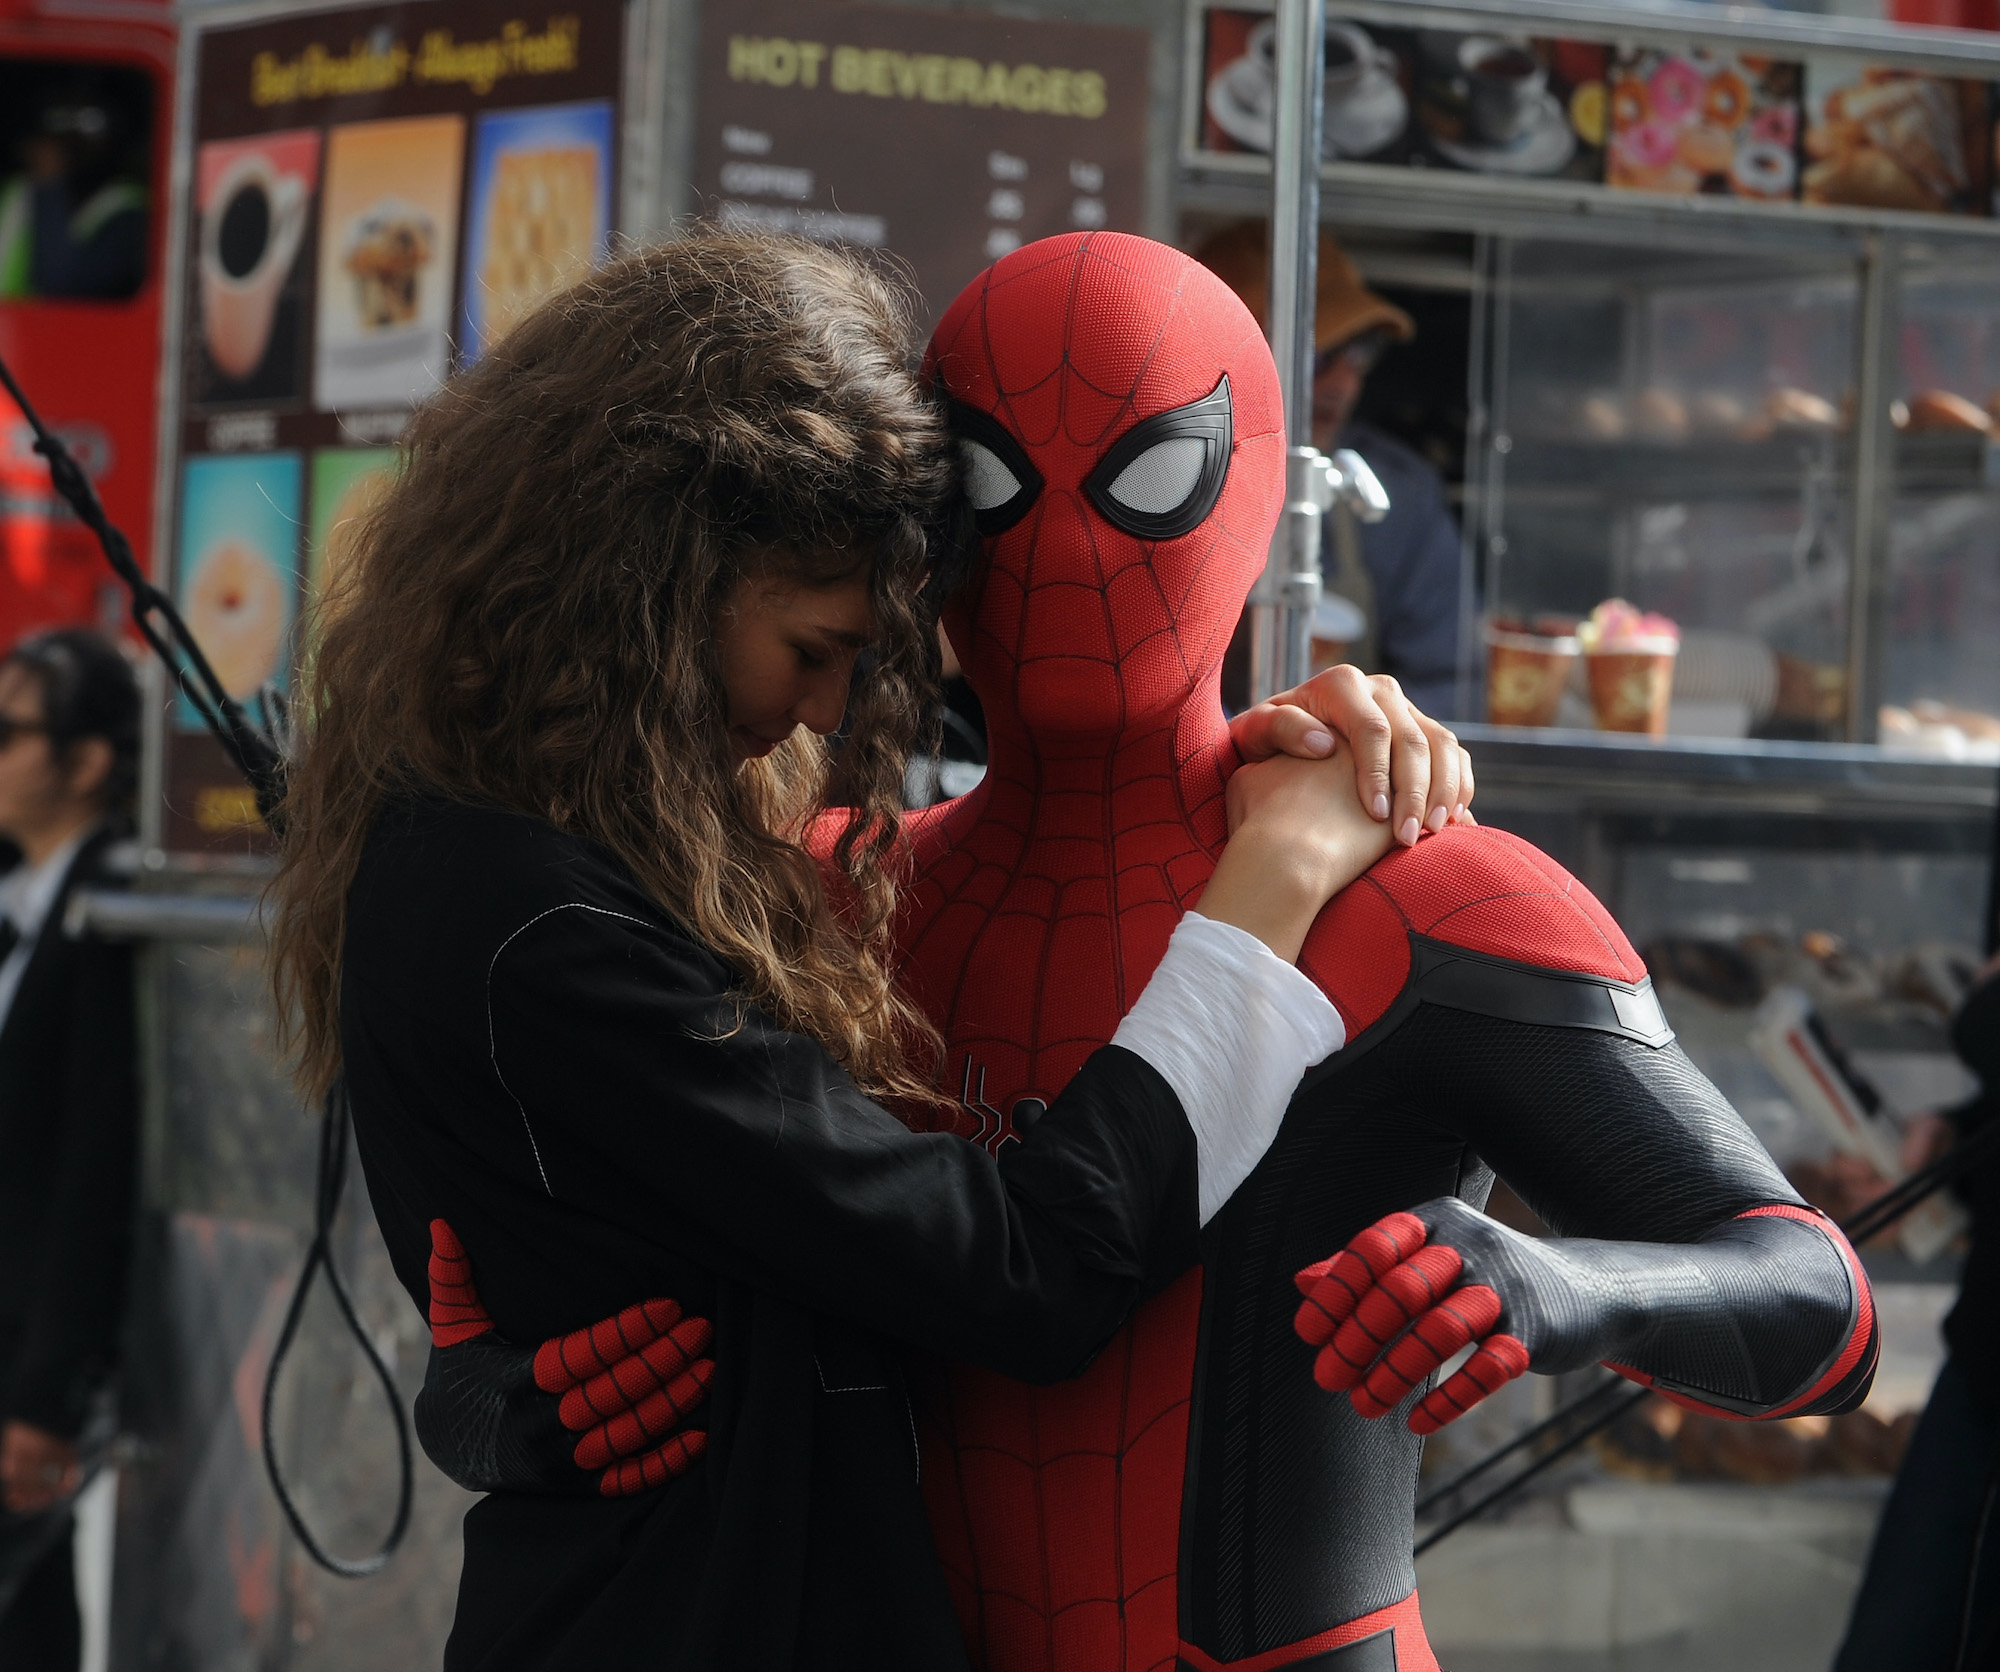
<box><xmin>1180</xmin><ymin>0</ymin><xmax>2000</xmax><ymax>748</ymax></box>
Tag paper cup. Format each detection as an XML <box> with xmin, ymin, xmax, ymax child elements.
<box><xmin>1485</xmin><ymin>627</ymin><xmax>1577</xmax><ymax>727</ymax></box>
<box><xmin>1586</xmin><ymin>646</ymin><xmax>1677</xmax><ymax>735</ymax></box>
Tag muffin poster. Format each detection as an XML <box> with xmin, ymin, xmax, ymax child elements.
<box><xmin>1803</xmin><ymin>60</ymin><xmax>1988</xmax><ymax>216</ymax></box>
<box><xmin>313</xmin><ymin>115</ymin><xmax>466</xmax><ymax>411</ymax></box>
<box><xmin>174</xmin><ymin>453</ymin><xmax>301</xmax><ymax>728</ymax></box>
<box><xmin>461</xmin><ymin>101</ymin><xmax>613</xmax><ymax>359</ymax></box>
<box><xmin>190</xmin><ymin>130</ymin><xmax>321</xmax><ymax>406</ymax></box>
<box><xmin>1607</xmin><ymin>49</ymin><xmax>1803</xmax><ymax>200</ymax></box>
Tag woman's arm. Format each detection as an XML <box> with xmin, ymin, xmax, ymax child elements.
<box><xmin>486</xmin><ymin>904</ymin><xmax>1329</xmax><ymax>1384</ymax></box>
<box><xmin>481</xmin><ymin>749</ymin><xmax>1389</xmax><ymax>1385</ymax></box>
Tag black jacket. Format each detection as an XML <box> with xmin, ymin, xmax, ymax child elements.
<box><xmin>0</xmin><ymin>827</ymin><xmax>138</xmax><ymax>1439</ymax></box>
<box><xmin>340</xmin><ymin>799</ymin><xmax>1199</xmax><ymax>1671</ymax></box>
<box><xmin>1947</xmin><ymin>974</ymin><xmax>2000</xmax><ymax>1403</ymax></box>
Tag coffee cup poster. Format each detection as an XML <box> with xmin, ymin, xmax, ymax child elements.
<box><xmin>191</xmin><ymin>131</ymin><xmax>321</xmax><ymax>403</ymax></box>
<box><xmin>1197</xmin><ymin>8</ymin><xmax>1607</xmax><ymax>181</ymax></box>
<box><xmin>163</xmin><ymin>0</ymin><xmax>627</xmax><ymax>850</ymax></box>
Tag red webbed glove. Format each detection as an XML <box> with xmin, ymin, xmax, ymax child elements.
<box><xmin>1293</xmin><ymin>1206</ymin><xmax>1531</xmax><ymax>1436</ymax></box>
<box><xmin>416</xmin><ymin>1218</ymin><xmax>715</xmax><ymax>1496</ymax></box>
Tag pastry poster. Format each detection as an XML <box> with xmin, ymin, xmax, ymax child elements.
<box><xmin>313</xmin><ymin>115</ymin><xmax>466</xmax><ymax>411</ymax></box>
<box><xmin>1803</xmin><ymin>59</ymin><xmax>1988</xmax><ymax>215</ymax></box>
<box><xmin>173</xmin><ymin>452</ymin><xmax>300</xmax><ymax>729</ymax></box>
<box><xmin>190</xmin><ymin>130</ymin><xmax>321</xmax><ymax>407</ymax></box>
<box><xmin>165</xmin><ymin>0</ymin><xmax>628</xmax><ymax>853</ymax></box>
<box><xmin>461</xmin><ymin>100</ymin><xmax>614</xmax><ymax>358</ymax></box>
<box><xmin>1606</xmin><ymin>49</ymin><xmax>1803</xmax><ymax>200</ymax></box>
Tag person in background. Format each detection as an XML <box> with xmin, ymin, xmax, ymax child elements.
<box><xmin>1198</xmin><ymin>220</ymin><xmax>1464</xmax><ymax>716</ymax></box>
<box><xmin>0</xmin><ymin>630</ymin><xmax>141</xmax><ymax>1670</ymax></box>
<box><xmin>0</xmin><ymin>88</ymin><xmax>148</xmax><ymax>302</ymax></box>
<box><xmin>1835</xmin><ymin>951</ymin><xmax>2000</xmax><ymax>1671</ymax></box>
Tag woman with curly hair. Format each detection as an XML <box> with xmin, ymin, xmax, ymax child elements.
<box><xmin>269</xmin><ymin>230</ymin><xmax>1430</xmax><ymax>1669</ymax></box>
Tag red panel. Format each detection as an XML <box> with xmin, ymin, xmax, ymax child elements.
<box><xmin>0</xmin><ymin>11</ymin><xmax>173</xmax><ymax>654</ymax></box>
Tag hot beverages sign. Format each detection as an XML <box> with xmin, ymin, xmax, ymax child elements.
<box><xmin>161</xmin><ymin>0</ymin><xmax>624</xmax><ymax>853</ymax></box>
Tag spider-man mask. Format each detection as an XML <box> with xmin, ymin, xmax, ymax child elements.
<box><xmin>925</xmin><ymin>232</ymin><xmax>1284</xmax><ymax>741</ymax></box>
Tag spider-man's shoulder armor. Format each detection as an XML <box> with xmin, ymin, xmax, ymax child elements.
<box><xmin>1299</xmin><ymin>826</ymin><xmax>1673</xmax><ymax>1059</ymax></box>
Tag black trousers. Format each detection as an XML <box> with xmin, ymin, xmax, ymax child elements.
<box><xmin>0</xmin><ymin>1509</ymin><xmax>77</xmax><ymax>1672</ymax></box>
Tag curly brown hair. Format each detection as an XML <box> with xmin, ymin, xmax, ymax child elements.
<box><xmin>270</xmin><ymin>230</ymin><xmax>957</xmax><ymax>1106</ymax></box>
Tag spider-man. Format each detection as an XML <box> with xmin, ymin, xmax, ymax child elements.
<box><xmin>420</xmin><ymin>234</ymin><xmax>1874</xmax><ymax>1672</ymax></box>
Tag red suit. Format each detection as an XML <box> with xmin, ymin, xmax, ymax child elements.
<box><xmin>421</xmin><ymin>232</ymin><xmax>1875</xmax><ymax>1672</ymax></box>
<box><xmin>895</xmin><ymin>233</ymin><xmax>1872</xmax><ymax>1672</ymax></box>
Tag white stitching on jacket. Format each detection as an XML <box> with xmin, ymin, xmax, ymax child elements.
<box><xmin>486</xmin><ymin>903</ymin><xmax>659</xmax><ymax>1198</ymax></box>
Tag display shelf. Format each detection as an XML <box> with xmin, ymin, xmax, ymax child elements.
<box><xmin>1487</xmin><ymin>430</ymin><xmax>1998</xmax><ymax>502</ymax></box>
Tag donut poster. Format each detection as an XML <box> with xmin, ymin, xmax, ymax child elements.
<box><xmin>173</xmin><ymin>453</ymin><xmax>301</xmax><ymax>729</ymax></box>
<box><xmin>1605</xmin><ymin>49</ymin><xmax>1803</xmax><ymax>200</ymax></box>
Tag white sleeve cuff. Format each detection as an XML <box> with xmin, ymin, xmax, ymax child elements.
<box><xmin>1110</xmin><ymin>912</ymin><xmax>1345</xmax><ymax>1225</ymax></box>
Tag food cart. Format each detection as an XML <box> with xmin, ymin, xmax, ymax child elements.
<box><xmin>90</xmin><ymin>0</ymin><xmax>2000</xmax><ymax>1665</ymax></box>
<box><xmin>1184</xmin><ymin>1</ymin><xmax>2000</xmax><ymax>1661</ymax></box>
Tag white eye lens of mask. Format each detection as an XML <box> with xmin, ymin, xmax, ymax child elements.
<box><xmin>1103</xmin><ymin>436</ymin><xmax>1207</xmax><ymax>516</ymax></box>
<box><xmin>960</xmin><ymin>439</ymin><xmax>1024</xmax><ymax>512</ymax></box>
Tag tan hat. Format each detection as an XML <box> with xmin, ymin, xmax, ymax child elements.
<box><xmin>1194</xmin><ymin>220</ymin><xmax>1414</xmax><ymax>354</ymax></box>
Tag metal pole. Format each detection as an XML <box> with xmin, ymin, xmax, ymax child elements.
<box><xmin>1248</xmin><ymin>0</ymin><xmax>1325</xmax><ymax>703</ymax></box>
<box><xmin>1844</xmin><ymin>234</ymin><xmax>1899</xmax><ymax>744</ymax></box>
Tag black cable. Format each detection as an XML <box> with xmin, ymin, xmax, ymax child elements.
<box><xmin>1843</xmin><ymin>1117</ymin><xmax>2000</xmax><ymax>1248</ymax></box>
<box><xmin>1414</xmin><ymin>1122</ymin><xmax>2000</xmax><ymax>1553</ymax></box>
<box><xmin>1414</xmin><ymin>1385</ymin><xmax>1647</xmax><ymax>1557</ymax></box>
<box><xmin>1413</xmin><ymin>1370</ymin><xmax>1630</xmax><ymax>1519</ymax></box>
<box><xmin>259</xmin><ymin>1085</ymin><xmax>414</xmax><ymax>1577</ymax></box>
<box><xmin>0</xmin><ymin>352</ymin><xmax>407</xmax><ymax>1577</ymax></box>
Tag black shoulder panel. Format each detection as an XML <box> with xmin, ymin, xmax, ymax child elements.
<box><xmin>1319</xmin><ymin>935</ymin><xmax>1674</xmax><ymax>1079</ymax></box>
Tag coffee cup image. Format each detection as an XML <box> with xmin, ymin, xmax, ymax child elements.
<box><xmin>1460</xmin><ymin>36</ymin><xmax>1548</xmax><ymax>146</ymax></box>
<box><xmin>200</xmin><ymin>156</ymin><xmax>309</xmax><ymax>383</ymax></box>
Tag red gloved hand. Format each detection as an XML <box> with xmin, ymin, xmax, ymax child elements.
<box><xmin>417</xmin><ymin>1218</ymin><xmax>715</xmax><ymax>1496</ymax></box>
<box><xmin>1293</xmin><ymin>1207</ymin><xmax>1530</xmax><ymax>1436</ymax></box>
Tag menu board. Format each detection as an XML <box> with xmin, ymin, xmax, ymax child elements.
<box><xmin>165</xmin><ymin>0</ymin><xmax>624</xmax><ymax>852</ymax></box>
<box><xmin>1193</xmin><ymin>3</ymin><xmax>2000</xmax><ymax>224</ymax></box>
<box><xmin>695</xmin><ymin>0</ymin><xmax>1150</xmax><ymax>330</ymax></box>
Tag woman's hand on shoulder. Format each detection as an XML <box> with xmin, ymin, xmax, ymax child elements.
<box><xmin>1229</xmin><ymin>666</ymin><xmax>1473</xmax><ymax>848</ymax></box>
<box><xmin>1202</xmin><ymin>743</ymin><xmax>1399</xmax><ymax>963</ymax></box>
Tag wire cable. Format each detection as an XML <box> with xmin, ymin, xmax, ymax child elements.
<box><xmin>258</xmin><ymin>1085</ymin><xmax>414</xmax><ymax>1576</ymax></box>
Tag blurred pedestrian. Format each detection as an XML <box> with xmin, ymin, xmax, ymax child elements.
<box><xmin>0</xmin><ymin>629</ymin><xmax>141</xmax><ymax>1670</ymax></box>
<box><xmin>1836</xmin><ymin>950</ymin><xmax>2000</xmax><ymax>1672</ymax></box>
<box><xmin>0</xmin><ymin>85</ymin><xmax>148</xmax><ymax>302</ymax></box>
<box><xmin>1198</xmin><ymin>221</ymin><xmax>1464</xmax><ymax>716</ymax></box>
